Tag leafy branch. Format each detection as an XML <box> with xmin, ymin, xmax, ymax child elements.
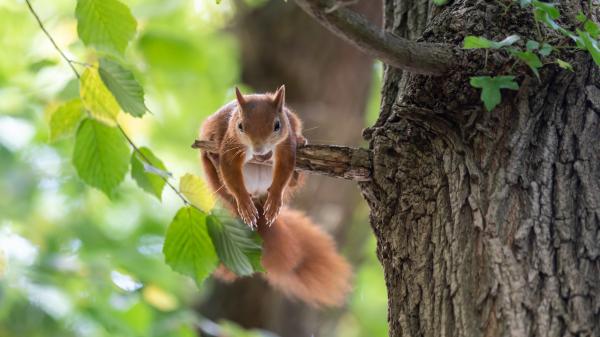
<box><xmin>25</xmin><ymin>0</ymin><xmax>184</xmax><ymax>206</ymax></box>
<box><xmin>25</xmin><ymin>0</ymin><xmax>82</xmax><ymax>78</ymax></box>
<box><xmin>462</xmin><ymin>0</ymin><xmax>600</xmax><ymax>111</ymax></box>
<box><xmin>25</xmin><ymin>0</ymin><xmax>262</xmax><ymax>285</ymax></box>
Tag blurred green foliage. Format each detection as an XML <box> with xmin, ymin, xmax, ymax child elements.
<box><xmin>0</xmin><ymin>0</ymin><xmax>387</xmax><ymax>336</ymax></box>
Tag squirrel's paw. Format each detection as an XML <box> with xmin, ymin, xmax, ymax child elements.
<box><xmin>237</xmin><ymin>196</ymin><xmax>258</xmax><ymax>229</ymax></box>
<box><xmin>263</xmin><ymin>192</ymin><xmax>282</xmax><ymax>226</ymax></box>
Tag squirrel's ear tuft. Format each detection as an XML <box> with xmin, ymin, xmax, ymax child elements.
<box><xmin>235</xmin><ymin>87</ymin><xmax>246</xmax><ymax>106</ymax></box>
<box><xmin>273</xmin><ymin>85</ymin><xmax>285</xmax><ymax>111</ymax></box>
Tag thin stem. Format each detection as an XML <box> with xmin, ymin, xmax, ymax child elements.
<box><xmin>25</xmin><ymin>0</ymin><xmax>80</xmax><ymax>79</ymax></box>
<box><xmin>502</xmin><ymin>1</ymin><xmax>514</xmax><ymax>15</ymax></box>
<box><xmin>117</xmin><ymin>124</ymin><xmax>191</xmax><ymax>206</ymax></box>
<box><xmin>508</xmin><ymin>59</ymin><xmax>519</xmax><ymax>73</ymax></box>
<box><xmin>68</xmin><ymin>59</ymin><xmax>93</xmax><ymax>67</ymax></box>
<box><xmin>534</xmin><ymin>20</ymin><xmax>543</xmax><ymax>42</ymax></box>
<box><xmin>25</xmin><ymin>0</ymin><xmax>201</xmax><ymax>212</ymax></box>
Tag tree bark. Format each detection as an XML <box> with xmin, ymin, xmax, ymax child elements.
<box><xmin>353</xmin><ymin>0</ymin><xmax>600</xmax><ymax>336</ymax></box>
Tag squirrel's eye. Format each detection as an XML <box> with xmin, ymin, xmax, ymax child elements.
<box><xmin>273</xmin><ymin>120</ymin><xmax>281</xmax><ymax>132</ymax></box>
<box><xmin>238</xmin><ymin>122</ymin><xmax>244</xmax><ymax>132</ymax></box>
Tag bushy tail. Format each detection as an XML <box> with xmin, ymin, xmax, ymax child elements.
<box><xmin>256</xmin><ymin>208</ymin><xmax>352</xmax><ymax>308</ymax></box>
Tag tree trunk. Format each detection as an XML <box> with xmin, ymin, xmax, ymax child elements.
<box><xmin>359</xmin><ymin>1</ymin><xmax>600</xmax><ymax>336</ymax></box>
<box><xmin>199</xmin><ymin>1</ymin><xmax>381</xmax><ymax>336</ymax></box>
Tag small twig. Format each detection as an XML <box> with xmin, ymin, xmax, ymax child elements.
<box><xmin>508</xmin><ymin>59</ymin><xmax>519</xmax><ymax>73</ymax></box>
<box><xmin>68</xmin><ymin>59</ymin><xmax>93</xmax><ymax>68</ymax></box>
<box><xmin>484</xmin><ymin>50</ymin><xmax>489</xmax><ymax>70</ymax></box>
<box><xmin>534</xmin><ymin>20</ymin><xmax>543</xmax><ymax>42</ymax></box>
<box><xmin>25</xmin><ymin>0</ymin><xmax>199</xmax><ymax>209</ymax></box>
<box><xmin>502</xmin><ymin>1</ymin><xmax>514</xmax><ymax>15</ymax></box>
<box><xmin>117</xmin><ymin>124</ymin><xmax>193</xmax><ymax>207</ymax></box>
<box><xmin>191</xmin><ymin>140</ymin><xmax>372</xmax><ymax>181</ymax></box>
<box><xmin>25</xmin><ymin>0</ymin><xmax>80</xmax><ymax>79</ymax></box>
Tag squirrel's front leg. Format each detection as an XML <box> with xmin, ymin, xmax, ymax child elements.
<box><xmin>264</xmin><ymin>138</ymin><xmax>295</xmax><ymax>225</ymax></box>
<box><xmin>220</xmin><ymin>146</ymin><xmax>258</xmax><ymax>229</ymax></box>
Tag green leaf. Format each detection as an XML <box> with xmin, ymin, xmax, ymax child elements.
<box><xmin>58</xmin><ymin>78</ymin><xmax>80</xmax><ymax>100</ymax></box>
<box><xmin>556</xmin><ymin>59</ymin><xmax>574</xmax><ymax>71</ymax></box>
<box><xmin>526</xmin><ymin>40</ymin><xmax>540</xmax><ymax>50</ymax></box>
<box><xmin>163</xmin><ymin>206</ymin><xmax>218</xmax><ymax>285</ymax></box>
<box><xmin>48</xmin><ymin>99</ymin><xmax>85</xmax><ymax>142</ymax></box>
<box><xmin>80</xmin><ymin>67</ymin><xmax>120</xmax><ymax>126</ymax></box>
<box><xmin>495</xmin><ymin>35</ymin><xmax>521</xmax><ymax>48</ymax></box>
<box><xmin>131</xmin><ymin>147</ymin><xmax>167</xmax><ymax>200</ymax></box>
<box><xmin>75</xmin><ymin>0</ymin><xmax>137</xmax><ymax>56</ymax></box>
<box><xmin>463</xmin><ymin>35</ymin><xmax>520</xmax><ymax>49</ymax></box>
<box><xmin>533</xmin><ymin>1</ymin><xmax>559</xmax><ymax>19</ymax></box>
<box><xmin>519</xmin><ymin>0</ymin><xmax>532</xmax><ymax>7</ymax></box>
<box><xmin>463</xmin><ymin>36</ymin><xmax>495</xmax><ymax>49</ymax></box>
<box><xmin>433</xmin><ymin>0</ymin><xmax>448</xmax><ymax>5</ymax></box>
<box><xmin>572</xmin><ymin>32</ymin><xmax>586</xmax><ymax>48</ymax></box>
<box><xmin>179</xmin><ymin>173</ymin><xmax>216</xmax><ymax>213</ymax></box>
<box><xmin>98</xmin><ymin>58</ymin><xmax>147</xmax><ymax>117</ymax></box>
<box><xmin>578</xmin><ymin>30</ymin><xmax>600</xmax><ymax>66</ymax></box>
<box><xmin>539</xmin><ymin>43</ymin><xmax>553</xmax><ymax>56</ymax></box>
<box><xmin>206</xmin><ymin>214</ymin><xmax>263</xmax><ymax>276</ymax></box>
<box><xmin>511</xmin><ymin>50</ymin><xmax>543</xmax><ymax>78</ymax></box>
<box><xmin>533</xmin><ymin>1</ymin><xmax>564</xmax><ymax>33</ymax></box>
<box><xmin>576</xmin><ymin>11</ymin><xmax>587</xmax><ymax>23</ymax></box>
<box><xmin>584</xmin><ymin>20</ymin><xmax>600</xmax><ymax>39</ymax></box>
<box><xmin>534</xmin><ymin>9</ymin><xmax>561</xmax><ymax>31</ymax></box>
<box><xmin>120</xmin><ymin>302</ymin><xmax>152</xmax><ymax>336</ymax></box>
<box><xmin>73</xmin><ymin>118</ymin><xmax>130</xmax><ymax>196</ymax></box>
<box><xmin>29</xmin><ymin>59</ymin><xmax>59</xmax><ymax>72</ymax></box>
<box><xmin>470</xmin><ymin>76</ymin><xmax>519</xmax><ymax>111</ymax></box>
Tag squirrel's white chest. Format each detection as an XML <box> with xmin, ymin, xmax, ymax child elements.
<box><xmin>242</xmin><ymin>163</ymin><xmax>273</xmax><ymax>197</ymax></box>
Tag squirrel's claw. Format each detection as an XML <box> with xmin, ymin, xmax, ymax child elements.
<box><xmin>237</xmin><ymin>197</ymin><xmax>258</xmax><ymax>230</ymax></box>
<box><xmin>263</xmin><ymin>193</ymin><xmax>282</xmax><ymax>225</ymax></box>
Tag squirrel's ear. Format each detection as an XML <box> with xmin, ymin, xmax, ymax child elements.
<box><xmin>273</xmin><ymin>85</ymin><xmax>285</xmax><ymax>111</ymax></box>
<box><xmin>235</xmin><ymin>87</ymin><xmax>246</xmax><ymax>106</ymax></box>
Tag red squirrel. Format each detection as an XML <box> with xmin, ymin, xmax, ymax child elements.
<box><xmin>199</xmin><ymin>86</ymin><xmax>352</xmax><ymax>307</ymax></box>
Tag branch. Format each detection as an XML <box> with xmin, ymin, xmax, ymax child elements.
<box><xmin>25</xmin><ymin>1</ymin><xmax>198</xmax><ymax>210</ymax></box>
<box><xmin>192</xmin><ymin>140</ymin><xmax>372</xmax><ymax>182</ymax></box>
<box><xmin>25</xmin><ymin>0</ymin><xmax>81</xmax><ymax>78</ymax></box>
<box><xmin>293</xmin><ymin>0</ymin><xmax>456</xmax><ymax>75</ymax></box>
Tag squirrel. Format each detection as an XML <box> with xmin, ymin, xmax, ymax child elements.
<box><xmin>199</xmin><ymin>85</ymin><xmax>352</xmax><ymax>307</ymax></box>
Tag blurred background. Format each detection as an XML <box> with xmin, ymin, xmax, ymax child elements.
<box><xmin>0</xmin><ymin>0</ymin><xmax>386</xmax><ymax>336</ymax></box>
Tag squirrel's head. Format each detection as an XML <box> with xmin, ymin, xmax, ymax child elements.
<box><xmin>233</xmin><ymin>85</ymin><xmax>289</xmax><ymax>156</ymax></box>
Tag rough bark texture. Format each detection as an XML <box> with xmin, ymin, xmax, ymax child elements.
<box><xmin>359</xmin><ymin>0</ymin><xmax>600</xmax><ymax>336</ymax></box>
<box><xmin>198</xmin><ymin>1</ymin><xmax>380</xmax><ymax>336</ymax></box>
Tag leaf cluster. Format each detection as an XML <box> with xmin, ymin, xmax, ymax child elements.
<box><xmin>461</xmin><ymin>1</ymin><xmax>600</xmax><ymax>110</ymax></box>
<box><xmin>45</xmin><ymin>0</ymin><xmax>263</xmax><ymax>287</ymax></box>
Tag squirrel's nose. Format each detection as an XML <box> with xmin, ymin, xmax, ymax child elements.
<box><xmin>253</xmin><ymin>146</ymin><xmax>268</xmax><ymax>155</ymax></box>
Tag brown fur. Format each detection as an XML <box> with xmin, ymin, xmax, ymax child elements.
<box><xmin>210</xmin><ymin>208</ymin><xmax>351</xmax><ymax>307</ymax></box>
<box><xmin>201</xmin><ymin>86</ymin><xmax>304</xmax><ymax>227</ymax></box>
<box><xmin>258</xmin><ymin>209</ymin><xmax>352</xmax><ymax>307</ymax></box>
<box><xmin>199</xmin><ymin>87</ymin><xmax>352</xmax><ymax>307</ymax></box>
